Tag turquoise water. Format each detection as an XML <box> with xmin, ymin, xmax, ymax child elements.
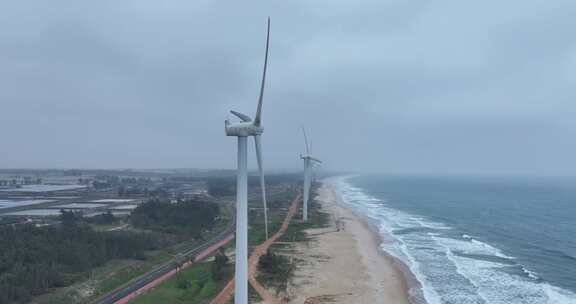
<box><xmin>336</xmin><ymin>175</ymin><xmax>576</xmax><ymax>304</ymax></box>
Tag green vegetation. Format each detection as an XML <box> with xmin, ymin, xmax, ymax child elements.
<box><xmin>280</xmin><ymin>184</ymin><xmax>330</xmax><ymax>243</ymax></box>
<box><xmin>248</xmin><ymin>186</ymin><xmax>297</xmax><ymax>247</ymax></box>
<box><xmin>258</xmin><ymin>249</ymin><xmax>295</xmax><ymax>294</ymax></box>
<box><xmin>88</xmin><ymin>210</ymin><xmax>116</xmax><ymax>225</ymax></box>
<box><xmin>131</xmin><ymin>199</ymin><xmax>219</xmax><ymax>237</ymax></box>
<box><xmin>0</xmin><ymin>211</ymin><xmax>168</xmax><ymax>304</ymax></box>
<box><xmin>206</xmin><ymin>174</ymin><xmax>300</xmax><ymax>197</ymax></box>
<box><xmin>206</xmin><ymin>177</ymin><xmax>236</xmax><ymax>197</ymax></box>
<box><xmin>131</xmin><ymin>257</ymin><xmax>231</xmax><ymax>304</ymax></box>
<box><xmin>211</xmin><ymin>249</ymin><xmax>229</xmax><ymax>281</ymax></box>
<box><xmin>0</xmin><ymin>197</ymin><xmax>221</xmax><ymax>304</ymax></box>
<box><xmin>33</xmin><ymin>236</ymin><xmax>225</xmax><ymax>304</ymax></box>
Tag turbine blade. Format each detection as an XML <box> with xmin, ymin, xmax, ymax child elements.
<box><xmin>253</xmin><ymin>17</ymin><xmax>270</xmax><ymax>127</ymax></box>
<box><xmin>230</xmin><ymin>110</ymin><xmax>252</xmax><ymax>122</ymax></box>
<box><xmin>310</xmin><ymin>137</ymin><xmax>312</xmax><ymax>154</ymax></box>
<box><xmin>302</xmin><ymin>126</ymin><xmax>310</xmax><ymax>154</ymax></box>
<box><xmin>254</xmin><ymin>135</ymin><xmax>269</xmax><ymax>239</ymax></box>
<box><xmin>310</xmin><ymin>157</ymin><xmax>322</xmax><ymax>164</ymax></box>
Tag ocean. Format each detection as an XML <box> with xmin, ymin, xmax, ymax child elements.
<box><xmin>335</xmin><ymin>175</ymin><xmax>576</xmax><ymax>304</ymax></box>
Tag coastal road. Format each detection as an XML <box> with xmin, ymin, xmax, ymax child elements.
<box><xmin>209</xmin><ymin>192</ymin><xmax>300</xmax><ymax>304</ymax></box>
<box><xmin>92</xmin><ymin>213</ymin><xmax>235</xmax><ymax>304</ymax></box>
<box><xmin>248</xmin><ymin>192</ymin><xmax>300</xmax><ymax>304</ymax></box>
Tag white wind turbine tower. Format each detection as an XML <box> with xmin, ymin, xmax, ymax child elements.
<box><xmin>301</xmin><ymin>128</ymin><xmax>322</xmax><ymax>221</ymax></box>
<box><xmin>224</xmin><ymin>18</ymin><xmax>271</xmax><ymax>304</ymax></box>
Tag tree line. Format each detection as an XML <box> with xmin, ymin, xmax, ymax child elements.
<box><xmin>130</xmin><ymin>199</ymin><xmax>219</xmax><ymax>238</ymax></box>
<box><xmin>206</xmin><ymin>173</ymin><xmax>300</xmax><ymax>197</ymax></box>
<box><xmin>0</xmin><ymin>212</ymin><xmax>167</xmax><ymax>304</ymax></box>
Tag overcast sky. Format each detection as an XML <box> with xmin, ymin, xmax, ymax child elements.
<box><xmin>1</xmin><ymin>0</ymin><xmax>576</xmax><ymax>176</ymax></box>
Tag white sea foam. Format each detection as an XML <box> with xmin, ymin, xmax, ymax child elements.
<box><xmin>395</xmin><ymin>239</ymin><xmax>444</xmax><ymax>304</ymax></box>
<box><xmin>333</xmin><ymin>176</ymin><xmax>576</xmax><ymax>304</ymax></box>
<box><xmin>436</xmin><ymin>236</ymin><xmax>515</xmax><ymax>260</ymax></box>
<box><xmin>544</xmin><ymin>284</ymin><xmax>576</xmax><ymax>304</ymax></box>
<box><xmin>522</xmin><ymin>267</ymin><xmax>539</xmax><ymax>280</ymax></box>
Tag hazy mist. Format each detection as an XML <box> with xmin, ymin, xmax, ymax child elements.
<box><xmin>1</xmin><ymin>0</ymin><xmax>576</xmax><ymax>176</ymax></box>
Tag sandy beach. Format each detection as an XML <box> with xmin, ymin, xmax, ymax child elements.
<box><xmin>288</xmin><ymin>178</ymin><xmax>412</xmax><ymax>304</ymax></box>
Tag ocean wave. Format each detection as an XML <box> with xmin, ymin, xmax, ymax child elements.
<box><xmin>332</xmin><ymin>176</ymin><xmax>576</xmax><ymax>304</ymax></box>
<box><xmin>436</xmin><ymin>236</ymin><xmax>515</xmax><ymax>260</ymax></box>
<box><xmin>521</xmin><ymin>266</ymin><xmax>540</xmax><ymax>280</ymax></box>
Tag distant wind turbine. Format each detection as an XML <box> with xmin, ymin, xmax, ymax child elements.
<box><xmin>224</xmin><ymin>18</ymin><xmax>271</xmax><ymax>304</ymax></box>
<box><xmin>309</xmin><ymin>137</ymin><xmax>322</xmax><ymax>183</ymax></box>
<box><xmin>301</xmin><ymin>127</ymin><xmax>322</xmax><ymax>221</ymax></box>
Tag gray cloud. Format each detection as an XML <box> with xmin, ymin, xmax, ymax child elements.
<box><xmin>1</xmin><ymin>0</ymin><xmax>576</xmax><ymax>176</ymax></box>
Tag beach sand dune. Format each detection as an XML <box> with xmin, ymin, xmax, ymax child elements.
<box><xmin>287</xmin><ymin>179</ymin><xmax>411</xmax><ymax>304</ymax></box>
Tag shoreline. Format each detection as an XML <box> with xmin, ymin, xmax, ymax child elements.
<box><xmin>288</xmin><ymin>177</ymin><xmax>413</xmax><ymax>304</ymax></box>
<box><xmin>329</xmin><ymin>178</ymin><xmax>426</xmax><ymax>304</ymax></box>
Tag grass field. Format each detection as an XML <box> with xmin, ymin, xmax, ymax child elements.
<box><xmin>130</xmin><ymin>260</ymin><xmax>230</xmax><ymax>304</ymax></box>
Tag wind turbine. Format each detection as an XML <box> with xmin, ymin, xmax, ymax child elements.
<box><xmin>308</xmin><ymin>137</ymin><xmax>322</xmax><ymax>184</ymax></box>
<box><xmin>301</xmin><ymin>128</ymin><xmax>322</xmax><ymax>221</ymax></box>
<box><xmin>224</xmin><ymin>18</ymin><xmax>270</xmax><ymax>304</ymax></box>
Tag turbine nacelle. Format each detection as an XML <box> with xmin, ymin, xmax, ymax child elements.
<box><xmin>300</xmin><ymin>127</ymin><xmax>321</xmax><ymax>162</ymax></box>
<box><xmin>300</xmin><ymin>154</ymin><xmax>322</xmax><ymax>163</ymax></box>
<box><xmin>225</xmin><ymin>120</ymin><xmax>264</xmax><ymax>137</ymax></box>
